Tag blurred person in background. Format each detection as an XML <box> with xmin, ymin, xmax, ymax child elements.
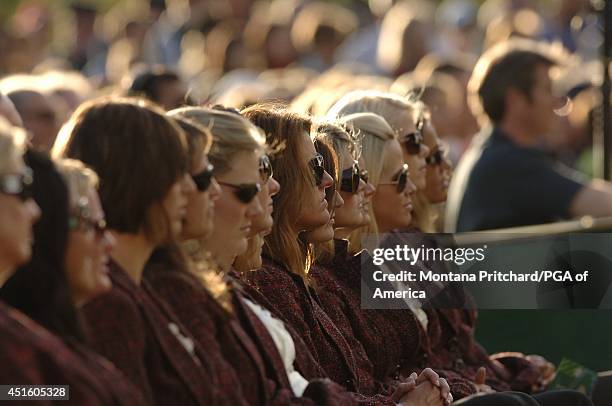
<box><xmin>377</xmin><ymin>2</ymin><xmax>434</xmax><ymax>76</ymax></box>
<box><xmin>68</xmin><ymin>3</ymin><xmax>108</xmax><ymax>78</ymax></box>
<box><xmin>446</xmin><ymin>39</ymin><xmax>612</xmax><ymax>232</ymax></box>
<box><xmin>125</xmin><ymin>66</ymin><xmax>191</xmax><ymax>110</ymax></box>
<box><xmin>291</xmin><ymin>2</ymin><xmax>358</xmax><ymax>72</ymax></box>
<box><xmin>7</xmin><ymin>88</ymin><xmax>59</xmax><ymax>151</ymax></box>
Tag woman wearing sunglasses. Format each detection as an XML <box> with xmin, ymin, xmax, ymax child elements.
<box><xmin>0</xmin><ymin>122</ymin><xmax>99</xmax><ymax>396</ymax></box>
<box><xmin>52</xmin><ymin>97</ymin><xmax>219</xmax><ymax>406</ymax></box>
<box><xmin>328</xmin><ymin>90</ymin><xmax>430</xmax><ymax>192</ymax></box>
<box><xmin>409</xmin><ymin>103</ymin><xmax>453</xmax><ymax>233</ymax></box>
<box><xmin>327</xmin><ymin>111</ymin><xmax>590</xmax><ymax>406</ymax></box>
<box><xmin>146</xmin><ymin>106</ymin><xmax>268</xmax><ymax>405</ymax></box>
<box><xmin>2</xmin><ymin>153</ymin><xmax>148</xmax><ymax>405</ymax></box>
<box><xmin>239</xmin><ymin>104</ymin><xmax>440</xmax><ymax>405</ymax></box>
<box><xmin>148</xmin><ymin>106</ymin><xmax>359</xmax><ymax>405</ymax></box>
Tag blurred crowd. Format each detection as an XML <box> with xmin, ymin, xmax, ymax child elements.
<box><xmin>0</xmin><ymin>0</ymin><xmax>606</xmax><ymax>172</ymax></box>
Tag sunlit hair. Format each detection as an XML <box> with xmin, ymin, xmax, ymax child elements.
<box><xmin>313</xmin><ymin>120</ymin><xmax>359</xmax><ymax>171</ymax></box>
<box><xmin>54</xmin><ymin>159</ymin><xmax>99</xmax><ymax>215</ymax></box>
<box><xmin>168</xmin><ymin>106</ymin><xmax>265</xmax><ymax>176</ymax></box>
<box><xmin>241</xmin><ymin>103</ymin><xmax>316</xmax><ymax>280</ymax></box>
<box><xmin>338</xmin><ymin>112</ymin><xmax>396</xmax><ymax>251</ymax></box>
<box><xmin>0</xmin><ymin>117</ymin><xmax>27</xmax><ymax>174</ymax></box>
<box><xmin>328</xmin><ymin>89</ymin><xmax>418</xmax><ymax>134</ymax></box>
<box><xmin>51</xmin><ymin>97</ymin><xmax>188</xmax><ymax>246</ymax></box>
<box><xmin>167</xmin><ymin>111</ymin><xmax>213</xmax><ymax>172</ymax></box>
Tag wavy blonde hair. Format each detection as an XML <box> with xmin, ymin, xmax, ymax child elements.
<box><xmin>328</xmin><ymin>90</ymin><xmax>418</xmax><ymax>135</ymax></box>
<box><xmin>168</xmin><ymin>106</ymin><xmax>265</xmax><ymax>175</ymax></box>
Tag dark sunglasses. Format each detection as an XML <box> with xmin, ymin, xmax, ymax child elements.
<box><xmin>340</xmin><ymin>161</ymin><xmax>361</xmax><ymax>194</ymax></box>
<box><xmin>400</xmin><ymin>118</ymin><xmax>424</xmax><ymax>155</ymax></box>
<box><xmin>0</xmin><ymin>168</ymin><xmax>33</xmax><ymax>202</ymax></box>
<box><xmin>378</xmin><ymin>164</ymin><xmax>409</xmax><ymax>193</ymax></box>
<box><xmin>426</xmin><ymin>148</ymin><xmax>445</xmax><ymax>166</ymax></box>
<box><xmin>218</xmin><ymin>181</ymin><xmax>262</xmax><ymax>203</ymax></box>
<box><xmin>192</xmin><ymin>164</ymin><xmax>215</xmax><ymax>192</ymax></box>
<box><xmin>69</xmin><ymin>216</ymin><xmax>107</xmax><ymax>238</ymax></box>
<box><xmin>259</xmin><ymin>155</ymin><xmax>273</xmax><ymax>183</ymax></box>
<box><xmin>309</xmin><ymin>153</ymin><xmax>325</xmax><ymax>186</ymax></box>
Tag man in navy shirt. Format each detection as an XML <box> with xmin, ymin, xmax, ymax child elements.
<box><xmin>446</xmin><ymin>39</ymin><xmax>612</xmax><ymax>232</ymax></box>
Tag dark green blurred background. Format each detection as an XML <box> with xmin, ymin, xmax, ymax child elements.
<box><xmin>477</xmin><ymin>310</ymin><xmax>612</xmax><ymax>371</ymax></box>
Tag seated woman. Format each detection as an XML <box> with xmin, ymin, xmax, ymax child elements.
<box><xmin>1</xmin><ymin>155</ymin><xmax>147</xmax><ymax>405</ymax></box>
<box><xmin>326</xmin><ymin>93</ymin><xmax>593</xmax><ymax>406</ymax></box>
<box><xmin>148</xmin><ymin>106</ymin><xmax>360</xmax><ymax>405</ymax></box>
<box><xmin>240</xmin><ymin>103</ymin><xmax>451</xmax><ymax>405</ymax></box>
<box><xmin>51</xmin><ymin>97</ymin><xmax>224</xmax><ymax>405</ymax></box>
<box><xmin>0</xmin><ymin>119</ymin><xmax>132</xmax><ymax>404</ymax></box>
<box><xmin>328</xmin><ymin>90</ymin><xmax>546</xmax><ymax>392</ymax></box>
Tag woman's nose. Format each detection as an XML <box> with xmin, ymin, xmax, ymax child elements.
<box><xmin>183</xmin><ymin>173</ymin><xmax>196</xmax><ymax>193</ymax></box>
<box><xmin>268</xmin><ymin>176</ymin><xmax>280</xmax><ymax>197</ymax></box>
<box><xmin>209</xmin><ymin>178</ymin><xmax>222</xmax><ymax>201</ymax></box>
<box><xmin>246</xmin><ymin>195</ymin><xmax>264</xmax><ymax>218</ymax></box>
<box><xmin>419</xmin><ymin>143</ymin><xmax>431</xmax><ymax>158</ymax></box>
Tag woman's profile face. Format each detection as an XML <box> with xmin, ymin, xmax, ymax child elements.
<box><xmin>203</xmin><ymin>149</ymin><xmax>264</xmax><ymax>264</ymax></box>
<box><xmin>334</xmin><ymin>147</ymin><xmax>365</xmax><ymax>230</ymax></box>
<box><xmin>423</xmin><ymin>121</ymin><xmax>452</xmax><ymax>203</ymax></box>
<box><xmin>358</xmin><ymin>156</ymin><xmax>376</xmax><ymax>227</ymax></box>
<box><xmin>295</xmin><ymin>132</ymin><xmax>333</xmax><ymax>231</ymax></box>
<box><xmin>372</xmin><ymin>139</ymin><xmax>416</xmax><ymax>233</ymax></box>
<box><xmin>182</xmin><ymin>153</ymin><xmax>222</xmax><ymax>240</ymax></box>
<box><xmin>64</xmin><ymin>187</ymin><xmax>115</xmax><ymax>307</ymax></box>
<box><xmin>251</xmin><ymin>154</ymin><xmax>280</xmax><ymax>236</ymax></box>
<box><xmin>0</xmin><ymin>153</ymin><xmax>40</xmax><ymax>280</ymax></box>
<box><xmin>391</xmin><ymin>111</ymin><xmax>430</xmax><ymax>191</ymax></box>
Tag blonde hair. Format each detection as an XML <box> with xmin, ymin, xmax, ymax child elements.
<box><xmin>338</xmin><ymin>112</ymin><xmax>396</xmax><ymax>251</ymax></box>
<box><xmin>313</xmin><ymin>120</ymin><xmax>359</xmax><ymax>170</ymax></box>
<box><xmin>0</xmin><ymin>117</ymin><xmax>27</xmax><ymax>174</ymax></box>
<box><xmin>54</xmin><ymin>159</ymin><xmax>99</xmax><ymax>214</ymax></box>
<box><xmin>328</xmin><ymin>90</ymin><xmax>417</xmax><ymax>134</ymax></box>
<box><xmin>168</xmin><ymin>106</ymin><xmax>266</xmax><ymax>175</ymax></box>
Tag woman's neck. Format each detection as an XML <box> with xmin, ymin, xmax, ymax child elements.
<box><xmin>195</xmin><ymin>237</ymin><xmax>232</xmax><ymax>273</ymax></box>
<box><xmin>110</xmin><ymin>231</ymin><xmax>154</xmax><ymax>284</ymax></box>
<box><xmin>334</xmin><ymin>226</ymin><xmax>358</xmax><ymax>240</ymax></box>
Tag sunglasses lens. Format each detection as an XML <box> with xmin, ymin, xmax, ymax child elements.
<box><xmin>404</xmin><ymin>135</ymin><xmax>421</xmax><ymax>155</ymax></box>
<box><xmin>313</xmin><ymin>166</ymin><xmax>324</xmax><ymax>186</ymax></box>
<box><xmin>396</xmin><ymin>172</ymin><xmax>407</xmax><ymax>193</ymax></box>
<box><xmin>193</xmin><ymin>172</ymin><xmax>212</xmax><ymax>192</ymax></box>
<box><xmin>236</xmin><ymin>184</ymin><xmax>262</xmax><ymax>203</ymax></box>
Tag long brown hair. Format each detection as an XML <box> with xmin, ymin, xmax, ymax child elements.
<box><xmin>241</xmin><ymin>103</ymin><xmax>316</xmax><ymax>280</ymax></box>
